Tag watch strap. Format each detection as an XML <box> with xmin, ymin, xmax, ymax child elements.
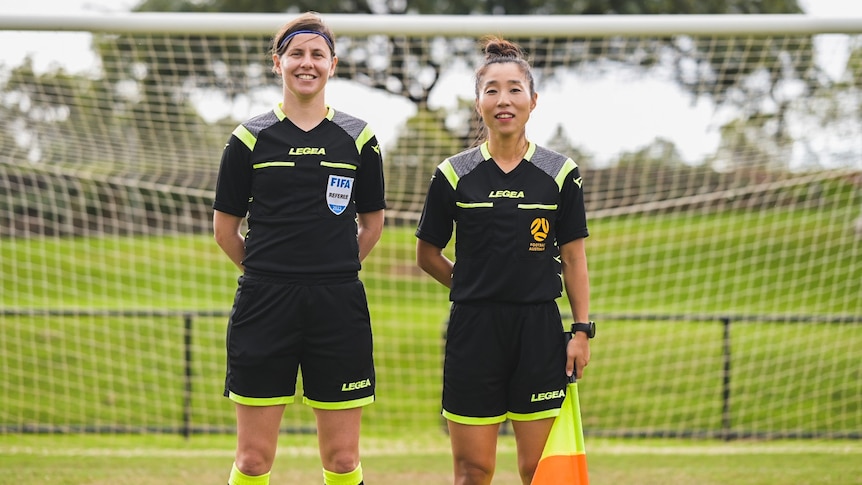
<box><xmin>571</xmin><ymin>321</ymin><xmax>595</xmax><ymax>339</ymax></box>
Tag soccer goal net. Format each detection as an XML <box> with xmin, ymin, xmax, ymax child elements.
<box><xmin>0</xmin><ymin>12</ymin><xmax>860</xmax><ymax>440</ymax></box>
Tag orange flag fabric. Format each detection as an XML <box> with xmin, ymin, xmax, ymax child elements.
<box><xmin>530</xmin><ymin>380</ymin><xmax>589</xmax><ymax>485</ymax></box>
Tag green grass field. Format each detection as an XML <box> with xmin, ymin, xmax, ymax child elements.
<box><xmin>2</xmin><ymin>196</ymin><xmax>861</xmax><ymax>482</ymax></box>
<box><xmin>2</xmin><ymin>434</ymin><xmax>861</xmax><ymax>484</ymax></box>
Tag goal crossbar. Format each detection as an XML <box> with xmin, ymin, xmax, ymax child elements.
<box><xmin>1</xmin><ymin>13</ymin><xmax>861</xmax><ymax>37</ymax></box>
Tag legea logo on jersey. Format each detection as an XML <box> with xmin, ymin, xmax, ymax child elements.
<box><xmin>530</xmin><ymin>217</ymin><xmax>549</xmax><ymax>252</ymax></box>
<box><xmin>488</xmin><ymin>190</ymin><xmax>525</xmax><ymax>198</ymax></box>
<box><xmin>326</xmin><ymin>175</ymin><xmax>353</xmax><ymax>215</ymax></box>
<box><xmin>289</xmin><ymin>147</ymin><xmax>326</xmax><ymax>155</ymax></box>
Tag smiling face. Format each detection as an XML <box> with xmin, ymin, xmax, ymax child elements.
<box><xmin>476</xmin><ymin>61</ymin><xmax>537</xmax><ymax>139</ymax></box>
<box><xmin>273</xmin><ymin>33</ymin><xmax>337</xmax><ymax>102</ymax></box>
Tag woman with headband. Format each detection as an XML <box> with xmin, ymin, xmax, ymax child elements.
<box><xmin>213</xmin><ymin>11</ymin><xmax>385</xmax><ymax>485</ymax></box>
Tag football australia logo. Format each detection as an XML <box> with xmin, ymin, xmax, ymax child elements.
<box><xmin>529</xmin><ymin>217</ymin><xmax>549</xmax><ymax>252</ymax></box>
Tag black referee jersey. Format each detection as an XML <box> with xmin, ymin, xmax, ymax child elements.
<box><xmin>213</xmin><ymin>104</ymin><xmax>386</xmax><ymax>278</ymax></box>
<box><xmin>416</xmin><ymin>141</ymin><xmax>588</xmax><ymax>303</ymax></box>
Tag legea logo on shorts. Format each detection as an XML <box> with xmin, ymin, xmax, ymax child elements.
<box><xmin>327</xmin><ymin>175</ymin><xmax>353</xmax><ymax>215</ymax></box>
<box><xmin>530</xmin><ymin>388</ymin><xmax>565</xmax><ymax>402</ymax></box>
<box><xmin>341</xmin><ymin>378</ymin><xmax>371</xmax><ymax>391</ymax></box>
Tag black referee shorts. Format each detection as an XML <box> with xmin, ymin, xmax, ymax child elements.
<box><xmin>224</xmin><ymin>274</ymin><xmax>375</xmax><ymax>410</ymax></box>
<box><xmin>442</xmin><ymin>300</ymin><xmax>568</xmax><ymax>425</ymax></box>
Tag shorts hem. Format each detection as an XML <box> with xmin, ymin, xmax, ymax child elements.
<box><xmin>228</xmin><ymin>392</ymin><xmax>294</xmax><ymax>406</ymax></box>
<box><xmin>442</xmin><ymin>409</ymin><xmax>507</xmax><ymax>425</ymax></box>
<box><xmin>304</xmin><ymin>395</ymin><xmax>375</xmax><ymax>410</ymax></box>
<box><xmin>508</xmin><ymin>408</ymin><xmax>560</xmax><ymax>422</ymax></box>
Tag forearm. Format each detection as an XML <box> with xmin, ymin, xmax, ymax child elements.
<box><xmin>564</xmin><ymin>267</ymin><xmax>589</xmax><ymax>323</ymax></box>
<box><xmin>561</xmin><ymin>238</ymin><xmax>591</xmax><ymax>378</ymax></box>
<box><xmin>357</xmin><ymin>210</ymin><xmax>384</xmax><ymax>263</ymax></box>
<box><xmin>416</xmin><ymin>240</ymin><xmax>453</xmax><ymax>288</ymax></box>
<box><xmin>213</xmin><ymin>210</ymin><xmax>245</xmax><ymax>272</ymax></box>
<box><xmin>561</xmin><ymin>238</ymin><xmax>590</xmax><ymax>322</ymax></box>
<box><xmin>219</xmin><ymin>235</ymin><xmax>246</xmax><ymax>272</ymax></box>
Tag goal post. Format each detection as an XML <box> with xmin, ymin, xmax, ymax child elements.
<box><xmin>0</xmin><ymin>12</ymin><xmax>860</xmax><ymax>440</ymax></box>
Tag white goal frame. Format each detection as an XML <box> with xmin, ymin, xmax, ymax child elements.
<box><xmin>2</xmin><ymin>12</ymin><xmax>862</xmax><ymax>36</ymax></box>
<box><xmin>1</xmin><ymin>12</ymin><xmax>860</xmax><ymax>441</ymax></box>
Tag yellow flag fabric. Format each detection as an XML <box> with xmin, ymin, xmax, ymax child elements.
<box><xmin>530</xmin><ymin>381</ymin><xmax>589</xmax><ymax>485</ymax></box>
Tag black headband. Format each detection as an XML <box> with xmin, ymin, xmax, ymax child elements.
<box><xmin>278</xmin><ymin>29</ymin><xmax>334</xmax><ymax>53</ymax></box>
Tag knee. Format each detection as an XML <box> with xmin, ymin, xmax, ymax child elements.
<box><xmin>235</xmin><ymin>448</ymin><xmax>274</xmax><ymax>477</ymax></box>
<box><xmin>454</xmin><ymin>458</ymin><xmax>495</xmax><ymax>484</ymax></box>
<box><xmin>325</xmin><ymin>450</ymin><xmax>360</xmax><ymax>474</ymax></box>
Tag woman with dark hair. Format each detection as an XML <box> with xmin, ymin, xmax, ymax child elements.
<box><xmin>416</xmin><ymin>36</ymin><xmax>592</xmax><ymax>485</ymax></box>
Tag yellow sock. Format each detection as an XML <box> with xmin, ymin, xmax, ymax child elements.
<box><xmin>323</xmin><ymin>462</ymin><xmax>363</xmax><ymax>485</ymax></box>
<box><xmin>229</xmin><ymin>462</ymin><xmax>270</xmax><ymax>485</ymax></box>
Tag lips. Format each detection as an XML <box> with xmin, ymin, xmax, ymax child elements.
<box><xmin>496</xmin><ymin>112</ymin><xmax>514</xmax><ymax>119</ymax></box>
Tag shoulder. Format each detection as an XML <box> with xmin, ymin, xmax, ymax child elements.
<box><xmin>238</xmin><ymin>109</ymin><xmax>281</xmax><ymax>137</ymax></box>
<box><xmin>329</xmin><ymin>107</ymin><xmax>375</xmax><ymax>140</ymax></box>
<box><xmin>227</xmin><ymin>109</ymin><xmax>280</xmax><ymax>151</ymax></box>
<box><xmin>441</xmin><ymin>146</ymin><xmax>485</xmax><ymax>175</ymax></box>
<box><xmin>528</xmin><ymin>144</ymin><xmax>579</xmax><ymax>180</ymax></box>
<box><xmin>329</xmin><ymin>107</ymin><xmax>367</xmax><ymax>125</ymax></box>
<box><xmin>430</xmin><ymin>146</ymin><xmax>485</xmax><ymax>190</ymax></box>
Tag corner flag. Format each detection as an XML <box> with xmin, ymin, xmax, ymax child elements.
<box><xmin>530</xmin><ymin>376</ymin><xmax>589</xmax><ymax>485</ymax></box>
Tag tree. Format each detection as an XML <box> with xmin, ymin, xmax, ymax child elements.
<box><xmin>616</xmin><ymin>137</ymin><xmax>686</xmax><ymax>169</ymax></box>
<box><xmin>710</xmin><ymin>116</ymin><xmax>791</xmax><ymax>172</ymax></box>
<box><xmin>780</xmin><ymin>39</ymin><xmax>862</xmax><ymax>171</ymax></box>
<box><xmin>384</xmin><ymin>108</ymin><xmax>462</xmax><ymax>217</ymax></box>
<box><xmin>0</xmin><ymin>57</ymin><xmax>222</xmax><ymax>236</ymax></box>
<box><xmin>123</xmin><ymin>0</ymin><xmax>809</xmax><ymax>114</ymax></box>
<box><xmin>545</xmin><ymin>124</ymin><xmax>593</xmax><ymax>169</ymax></box>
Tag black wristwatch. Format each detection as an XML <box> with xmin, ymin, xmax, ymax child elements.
<box><xmin>571</xmin><ymin>321</ymin><xmax>596</xmax><ymax>339</ymax></box>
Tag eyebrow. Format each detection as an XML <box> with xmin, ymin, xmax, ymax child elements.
<box><xmin>286</xmin><ymin>44</ymin><xmax>330</xmax><ymax>54</ymax></box>
<box><xmin>483</xmin><ymin>79</ymin><xmax>526</xmax><ymax>86</ymax></box>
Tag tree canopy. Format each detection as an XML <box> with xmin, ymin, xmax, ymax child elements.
<box><xmin>126</xmin><ymin>0</ymin><xmax>808</xmax><ymax>108</ymax></box>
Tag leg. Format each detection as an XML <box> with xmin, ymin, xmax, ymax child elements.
<box><xmin>510</xmin><ymin>418</ymin><xmax>555</xmax><ymax>485</ymax></box>
<box><xmin>234</xmin><ymin>403</ymin><xmax>286</xmax><ymax>477</ymax></box>
<box><xmin>447</xmin><ymin>420</ymin><xmax>500</xmax><ymax>485</ymax></box>
<box><xmin>315</xmin><ymin>407</ymin><xmax>363</xmax><ymax>473</ymax></box>
<box><xmin>306</xmin><ymin>282</ymin><xmax>374</xmax><ymax>483</ymax></box>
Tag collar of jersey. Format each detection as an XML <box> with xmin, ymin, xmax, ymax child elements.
<box><xmin>480</xmin><ymin>140</ymin><xmax>537</xmax><ymax>162</ymax></box>
<box><xmin>274</xmin><ymin>103</ymin><xmax>336</xmax><ymax>122</ymax></box>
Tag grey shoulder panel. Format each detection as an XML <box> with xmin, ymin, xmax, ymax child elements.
<box><xmin>445</xmin><ymin>146</ymin><xmax>486</xmax><ymax>179</ymax></box>
<box><xmin>331</xmin><ymin>110</ymin><xmax>369</xmax><ymax>140</ymax></box>
<box><xmin>242</xmin><ymin>110</ymin><xmax>280</xmax><ymax>138</ymax></box>
<box><xmin>529</xmin><ymin>145</ymin><xmax>573</xmax><ymax>179</ymax></box>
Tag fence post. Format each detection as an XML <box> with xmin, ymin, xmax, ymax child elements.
<box><xmin>721</xmin><ymin>316</ymin><xmax>732</xmax><ymax>441</ymax></box>
<box><xmin>182</xmin><ymin>313</ymin><xmax>193</xmax><ymax>439</ymax></box>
